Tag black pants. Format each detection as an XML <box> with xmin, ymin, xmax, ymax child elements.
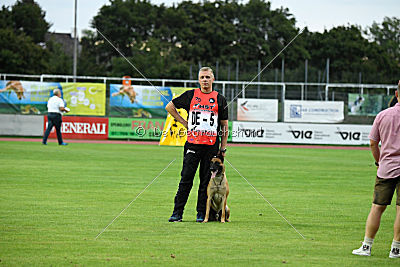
<box><xmin>42</xmin><ymin>113</ymin><xmax>64</xmax><ymax>144</ymax></box>
<box><xmin>172</xmin><ymin>141</ymin><xmax>219</xmax><ymax>215</ymax></box>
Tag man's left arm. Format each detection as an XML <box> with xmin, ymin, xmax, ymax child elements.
<box><xmin>220</xmin><ymin>120</ymin><xmax>228</xmax><ymax>157</ymax></box>
<box><xmin>59</xmin><ymin>98</ymin><xmax>70</xmax><ymax>113</ymax></box>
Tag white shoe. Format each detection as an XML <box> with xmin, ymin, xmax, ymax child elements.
<box><xmin>352</xmin><ymin>243</ymin><xmax>371</xmax><ymax>256</ymax></box>
<box><xmin>389</xmin><ymin>247</ymin><xmax>400</xmax><ymax>258</ymax></box>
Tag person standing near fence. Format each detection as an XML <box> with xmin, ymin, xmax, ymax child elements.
<box><xmin>165</xmin><ymin>67</ymin><xmax>229</xmax><ymax>222</ymax></box>
<box><xmin>352</xmin><ymin>80</ymin><xmax>400</xmax><ymax>258</ymax></box>
<box><xmin>42</xmin><ymin>89</ymin><xmax>70</xmax><ymax>145</ymax></box>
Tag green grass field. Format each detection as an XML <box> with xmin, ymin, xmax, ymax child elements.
<box><xmin>0</xmin><ymin>140</ymin><xmax>399</xmax><ymax>266</ymax></box>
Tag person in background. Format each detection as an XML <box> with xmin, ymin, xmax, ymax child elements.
<box><xmin>42</xmin><ymin>89</ymin><xmax>69</xmax><ymax>145</ymax></box>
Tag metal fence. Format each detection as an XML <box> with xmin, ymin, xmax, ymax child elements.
<box><xmin>1</xmin><ymin>73</ymin><xmax>397</xmax><ymax>122</ymax></box>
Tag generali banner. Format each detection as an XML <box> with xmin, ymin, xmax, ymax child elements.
<box><xmin>284</xmin><ymin>100</ymin><xmax>344</xmax><ymax>123</ymax></box>
<box><xmin>237</xmin><ymin>98</ymin><xmax>278</xmax><ymax>122</ymax></box>
<box><xmin>232</xmin><ymin>121</ymin><xmax>372</xmax><ymax>145</ymax></box>
<box><xmin>44</xmin><ymin>116</ymin><xmax>108</xmax><ymax>139</ymax></box>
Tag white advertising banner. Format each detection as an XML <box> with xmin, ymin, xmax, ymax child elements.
<box><xmin>237</xmin><ymin>98</ymin><xmax>278</xmax><ymax>122</ymax></box>
<box><xmin>284</xmin><ymin>100</ymin><xmax>344</xmax><ymax>123</ymax></box>
<box><xmin>232</xmin><ymin>121</ymin><xmax>372</xmax><ymax>145</ymax></box>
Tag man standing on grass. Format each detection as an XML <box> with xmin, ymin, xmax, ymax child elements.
<box><xmin>165</xmin><ymin>67</ymin><xmax>229</xmax><ymax>222</ymax></box>
<box><xmin>352</xmin><ymin>80</ymin><xmax>400</xmax><ymax>258</ymax></box>
<box><xmin>42</xmin><ymin>89</ymin><xmax>69</xmax><ymax>145</ymax></box>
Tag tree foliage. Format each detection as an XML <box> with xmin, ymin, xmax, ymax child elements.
<box><xmin>0</xmin><ymin>28</ymin><xmax>48</xmax><ymax>74</ymax></box>
<box><xmin>86</xmin><ymin>0</ymin><xmax>311</xmax><ymax>79</ymax></box>
<box><xmin>368</xmin><ymin>17</ymin><xmax>400</xmax><ymax>63</ymax></box>
<box><xmin>11</xmin><ymin>0</ymin><xmax>50</xmax><ymax>43</ymax></box>
<box><xmin>83</xmin><ymin>0</ymin><xmax>399</xmax><ymax>83</ymax></box>
<box><xmin>0</xmin><ymin>0</ymin><xmax>398</xmax><ymax>84</ymax></box>
<box><xmin>0</xmin><ymin>0</ymin><xmax>70</xmax><ymax>74</ymax></box>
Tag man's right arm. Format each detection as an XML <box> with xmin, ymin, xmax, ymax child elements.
<box><xmin>165</xmin><ymin>101</ymin><xmax>188</xmax><ymax>129</ymax></box>
<box><xmin>370</xmin><ymin>139</ymin><xmax>380</xmax><ymax>166</ymax></box>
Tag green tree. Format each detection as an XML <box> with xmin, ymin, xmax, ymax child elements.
<box><xmin>0</xmin><ymin>0</ymin><xmax>53</xmax><ymax>74</ymax></box>
<box><xmin>368</xmin><ymin>17</ymin><xmax>400</xmax><ymax>63</ymax></box>
<box><xmin>81</xmin><ymin>0</ymin><xmax>397</xmax><ymax>83</ymax></box>
<box><xmin>0</xmin><ymin>5</ymin><xmax>12</xmax><ymax>29</ymax></box>
<box><xmin>45</xmin><ymin>39</ymin><xmax>73</xmax><ymax>75</ymax></box>
<box><xmin>0</xmin><ymin>28</ymin><xmax>48</xmax><ymax>74</ymax></box>
<box><xmin>303</xmin><ymin>25</ymin><xmax>396</xmax><ymax>83</ymax></box>
<box><xmin>91</xmin><ymin>0</ymin><xmax>158</xmax><ymax>72</ymax></box>
<box><xmin>11</xmin><ymin>0</ymin><xmax>50</xmax><ymax>43</ymax></box>
<box><xmin>78</xmin><ymin>30</ymin><xmax>107</xmax><ymax>76</ymax></box>
<box><xmin>84</xmin><ymin>0</ymin><xmax>306</xmax><ymax>78</ymax></box>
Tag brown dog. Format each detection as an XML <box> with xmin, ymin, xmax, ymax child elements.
<box><xmin>0</xmin><ymin>81</ymin><xmax>25</xmax><ymax>100</ymax></box>
<box><xmin>112</xmin><ymin>85</ymin><xmax>137</xmax><ymax>103</ymax></box>
<box><xmin>204</xmin><ymin>156</ymin><xmax>230</xmax><ymax>223</ymax></box>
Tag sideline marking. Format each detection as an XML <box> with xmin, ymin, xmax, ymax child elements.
<box><xmin>0</xmin><ymin>138</ymin><xmax>369</xmax><ymax>150</ymax></box>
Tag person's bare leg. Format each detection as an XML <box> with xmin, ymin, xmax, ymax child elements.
<box><xmin>389</xmin><ymin>205</ymin><xmax>400</xmax><ymax>258</ymax></box>
<box><xmin>352</xmin><ymin>204</ymin><xmax>387</xmax><ymax>256</ymax></box>
<box><xmin>365</xmin><ymin>204</ymin><xmax>387</xmax><ymax>238</ymax></box>
<box><xmin>394</xmin><ymin>205</ymin><xmax>400</xmax><ymax>241</ymax></box>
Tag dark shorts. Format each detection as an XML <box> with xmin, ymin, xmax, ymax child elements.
<box><xmin>373</xmin><ymin>176</ymin><xmax>400</xmax><ymax>206</ymax></box>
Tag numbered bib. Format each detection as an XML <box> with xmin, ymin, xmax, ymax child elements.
<box><xmin>187</xmin><ymin>89</ymin><xmax>219</xmax><ymax>145</ymax></box>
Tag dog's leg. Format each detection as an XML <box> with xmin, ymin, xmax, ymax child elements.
<box><xmin>0</xmin><ymin>83</ymin><xmax>13</xmax><ymax>93</ymax></box>
<box><xmin>225</xmin><ymin>206</ymin><xmax>230</xmax><ymax>222</ymax></box>
<box><xmin>225</xmin><ymin>177</ymin><xmax>230</xmax><ymax>222</ymax></box>
<box><xmin>203</xmin><ymin>196</ymin><xmax>211</xmax><ymax>223</ymax></box>
<box><xmin>220</xmin><ymin>195</ymin><xmax>227</xmax><ymax>223</ymax></box>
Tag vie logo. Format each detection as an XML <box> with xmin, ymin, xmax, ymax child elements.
<box><xmin>288</xmin><ymin>128</ymin><xmax>313</xmax><ymax>139</ymax></box>
<box><xmin>336</xmin><ymin>129</ymin><xmax>360</xmax><ymax>140</ymax></box>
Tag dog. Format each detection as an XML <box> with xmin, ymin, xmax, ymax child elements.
<box><xmin>203</xmin><ymin>156</ymin><xmax>230</xmax><ymax>223</ymax></box>
<box><xmin>112</xmin><ymin>85</ymin><xmax>137</xmax><ymax>103</ymax></box>
<box><xmin>0</xmin><ymin>81</ymin><xmax>26</xmax><ymax>100</ymax></box>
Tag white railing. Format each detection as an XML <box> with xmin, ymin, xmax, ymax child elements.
<box><xmin>1</xmin><ymin>73</ymin><xmax>397</xmax><ymax>101</ymax></box>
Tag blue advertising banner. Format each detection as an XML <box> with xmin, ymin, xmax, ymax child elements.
<box><xmin>109</xmin><ymin>84</ymin><xmax>174</xmax><ymax>118</ymax></box>
<box><xmin>0</xmin><ymin>80</ymin><xmax>61</xmax><ymax>105</ymax></box>
<box><xmin>110</xmin><ymin>84</ymin><xmax>172</xmax><ymax>108</ymax></box>
<box><xmin>0</xmin><ymin>80</ymin><xmax>61</xmax><ymax>114</ymax></box>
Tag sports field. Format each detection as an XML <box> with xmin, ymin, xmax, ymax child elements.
<box><xmin>0</xmin><ymin>140</ymin><xmax>399</xmax><ymax>266</ymax></box>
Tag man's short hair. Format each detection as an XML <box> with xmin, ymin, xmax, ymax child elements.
<box><xmin>199</xmin><ymin>67</ymin><xmax>214</xmax><ymax>78</ymax></box>
<box><xmin>53</xmin><ymin>89</ymin><xmax>61</xmax><ymax>95</ymax></box>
